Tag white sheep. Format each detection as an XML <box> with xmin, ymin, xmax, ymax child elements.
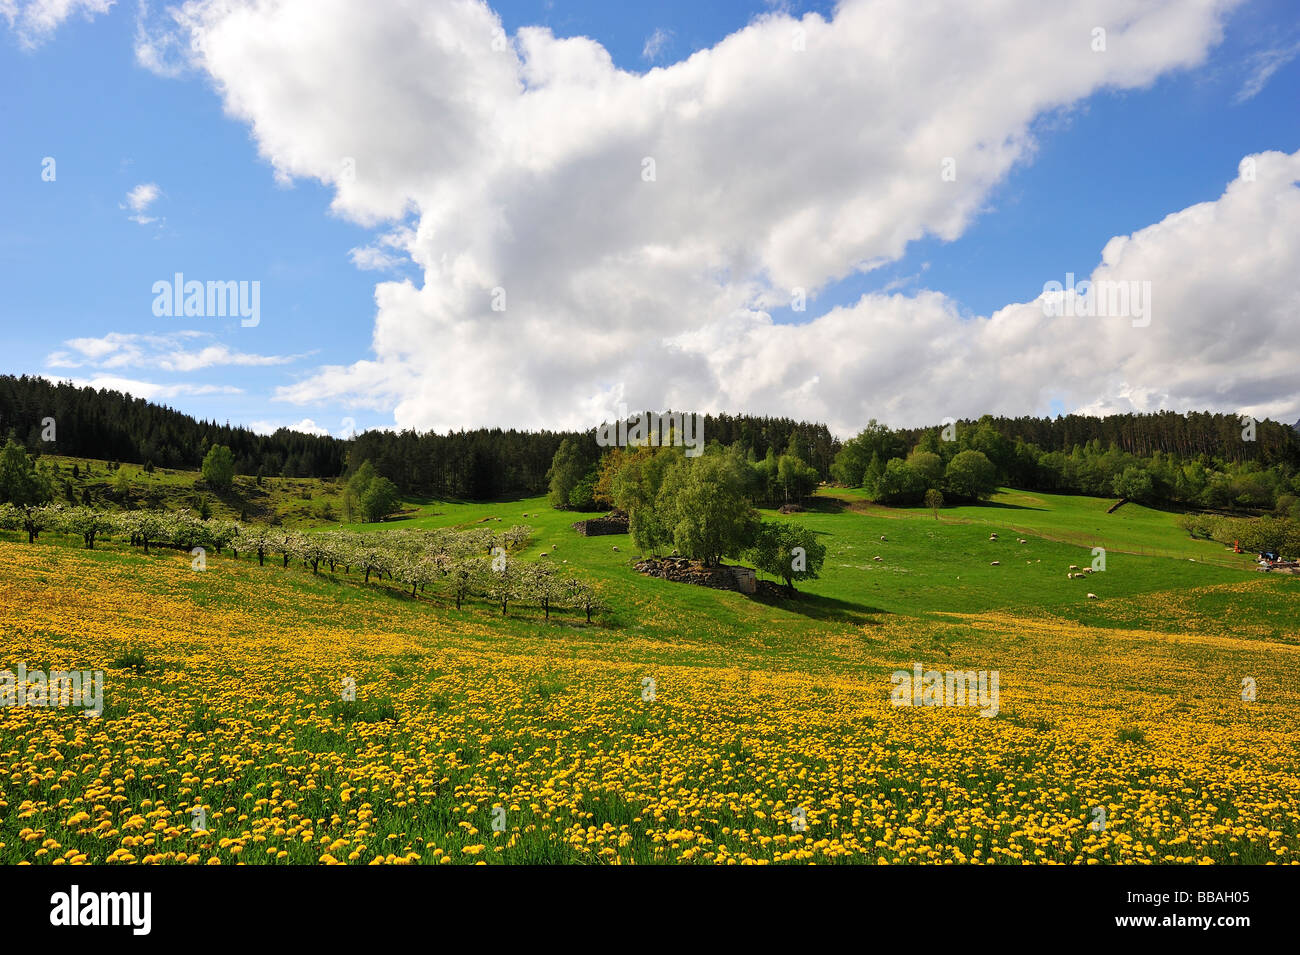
<box><xmin>612</xmin><ymin>545</ymin><xmax>620</xmax><ymax>552</ymax></box>
<box><xmin>1068</xmin><ymin>564</ymin><xmax>1079</xmax><ymax>571</ymax></box>
<box><xmin>1086</xmin><ymin>592</ymin><xmax>1097</xmax><ymax>599</ymax></box>
<box><xmin>990</xmin><ymin>561</ymin><xmax>1000</xmax><ymax>566</ymax></box>
<box><xmin>873</xmin><ymin>556</ymin><xmax>883</xmax><ymax>561</ymax></box>
<box><xmin>990</xmin><ymin>534</ymin><xmax>998</xmax><ymax>540</ymax></box>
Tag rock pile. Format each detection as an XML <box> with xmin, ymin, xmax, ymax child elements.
<box><xmin>571</xmin><ymin>509</ymin><xmax>630</xmax><ymax>536</ymax></box>
<box><xmin>634</xmin><ymin>556</ymin><xmax>757</xmax><ymax>595</ymax></box>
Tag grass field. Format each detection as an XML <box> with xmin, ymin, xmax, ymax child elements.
<box><xmin>37</xmin><ymin>455</ymin><xmax>346</xmax><ymax>527</ymax></box>
<box><xmin>2</xmin><ymin>483</ymin><xmax>1298</xmax><ymax>864</ymax></box>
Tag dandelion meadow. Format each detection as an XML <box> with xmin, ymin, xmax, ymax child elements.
<box><xmin>2</xmin><ymin>488</ymin><xmax>1297</xmax><ymax>866</ymax></box>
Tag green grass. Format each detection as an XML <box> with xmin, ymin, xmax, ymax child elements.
<box><xmin>17</xmin><ymin>478</ymin><xmax>1279</xmax><ymax>648</ymax></box>
<box><xmin>37</xmin><ymin>454</ymin><xmax>347</xmax><ymax>527</ymax></box>
<box><xmin>332</xmin><ymin>486</ymin><xmax>1267</xmax><ymax>639</ymax></box>
<box><xmin>832</xmin><ymin>486</ymin><xmax>1249</xmax><ymax>561</ymax></box>
<box><xmin>4</xmin><ymin>480</ymin><xmax>1298</xmax><ymax>865</ymax></box>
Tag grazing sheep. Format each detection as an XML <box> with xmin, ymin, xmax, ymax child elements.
<box><xmin>612</xmin><ymin>545</ymin><xmax>620</xmax><ymax>552</ymax></box>
<box><xmin>1068</xmin><ymin>565</ymin><xmax>1079</xmax><ymax>571</ymax></box>
<box><xmin>1017</xmin><ymin>538</ymin><xmax>1027</xmax><ymax>544</ymax></box>
<box><xmin>880</xmin><ymin>535</ymin><xmax>887</xmax><ymax>541</ymax></box>
<box><xmin>1083</xmin><ymin>567</ymin><xmax>1093</xmax><ymax>574</ymax></box>
<box><xmin>1086</xmin><ymin>592</ymin><xmax>1097</xmax><ymax>599</ymax></box>
<box><xmin>562</xmin><ymin>559</ymin><xmax>568</xmax><ymax>564</ymax></box>
<box><xmin>990</xmin><ymin>561</ymin><xmax>1000</xmax><ymax>566</ymax></box>
<box><xmin>1067</xmin><ymin>573</ymin><xmax>1076</xmax><ymax>579</ymax></box>
<box><xmin>990</xmin><ymin>534</ymin><xmax>998</xmax><ymax>540</ymax></box>
<box><xmin>552</xmin><ymin>544</ymin><xmax>557</xmax><ymax>550</ymax></box>
<box><xmin>873</xmin><ymin>556</ymin><xmax>883</xmax><ymax>561</ymax></box>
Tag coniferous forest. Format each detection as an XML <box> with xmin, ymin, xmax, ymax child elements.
<box><xmin>3</xmin><ymin>375</ymin><xmax>1297</xmax><ymax>512</ymax></box>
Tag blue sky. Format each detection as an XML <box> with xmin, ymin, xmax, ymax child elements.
<box><xmin>1</xmin><ymin>0</ymin><xmax>1298</xmax><ymax>437</ymax></box>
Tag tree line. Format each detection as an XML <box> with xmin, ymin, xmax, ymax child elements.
<box><xmin>1</xmin><ymin>375</ymin><xmax>345</xmax><ymax>478</ymax></box>
<box><xmin>832</xmin><ymin>414</ymin><xmax>1300</xmax><ymax>511</ymax></box>
<box><xmin>1179</xmin><ymin>512</ymin><xmax>1300</xmax><ymax>560</ymax></box>
<box><xmin>6</xmin><ymin>374</ymin><xmax>1295</xmax><ymax>509</ymax></box>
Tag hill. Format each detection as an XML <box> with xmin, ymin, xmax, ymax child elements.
<box><xmin>1</xmin><ymin>481</ymin><xmax>1296</xmax><ymax>864</ymax></box>
<box><xmin>35</xmin><ymin>454</ymin><xmax>349</xmax><ymax>528</ymax></box>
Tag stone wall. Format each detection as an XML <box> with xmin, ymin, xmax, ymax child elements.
<box><xmin>572</xmin><ymin>509</ymin><xmax>630</xmax><ymax>536</ymax></box>
<box><xmin>634</xmin><ymin>556</ymin><xmax>757</xmax><ymax>595</ymax></box>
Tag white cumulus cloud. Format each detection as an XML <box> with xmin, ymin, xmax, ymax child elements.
<box><xmin>137</xmin><ymin>0</ymin><xmax>1297</xmax><ymax>437</ymax></box>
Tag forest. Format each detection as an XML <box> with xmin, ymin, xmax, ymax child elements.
<box><xmin>4</xmin><ymin>375</ymin><xmax>1297</xmax><ymax>512</ymax></box>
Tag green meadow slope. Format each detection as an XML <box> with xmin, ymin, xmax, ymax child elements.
<box><xmin>3</xmin><ymin>480</ymin><xmax>1298</xmax><ymax>865</ymax></box>
<box><xmin>332</xmin><ymin>486</ymin><xmax>1276</xmax><ymax>639</ymax></box>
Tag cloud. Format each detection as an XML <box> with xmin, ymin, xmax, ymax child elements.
<box><xmin>121</xmin><ymin>181</ymin><xmax>162</xmax><ymax>225</ymax></box>
<box><xmin>642</xmin><ymin>27</ymin><xmax>671</xmax><ymax>63</ymax></box>
<box><xmin>349</xmin><ymin>246</ymin><xmax>404</xmax><ymax>271</ymax></box>
<box><xmin>42</xmin><ymin>374</ymin><xmax>242</xmax><ymax>401</ymax></box>
<box><xmin>46</xmin><ymin>330</ymin><xmax>307</xmax><ymax>371</ymax></box>
<box><xmin>143</xmin><ymin>0</ymin><xmax>1288</xmax><ymax>437</ymax></box>
<box><xmin>2</xmin><ymin>0</ymin><xmax>114</xmax><ymax>48</ymax></box>
<box><xmin>1234</xmin><ymin>40</ymin><xmax>1300</xmax><ymax>103</ymax></box>
<box><xmin>671</xmin><ymin>148</ymin><xmax>1300</xmax><ymax>433</ymax></box>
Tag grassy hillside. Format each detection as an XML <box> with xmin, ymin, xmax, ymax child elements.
<box><xmin>335</xmin><ymin>487</ymin><xmax>1272</xmax><ymax>636</ymax></box>
<box><xmin>2</xmin><ymin>480</ymin><xmax>1297</xmax><ymax>864</ymax></box>
<box><xmin>35</xmin><ymin>454</ymin><xmax>347</xmax><ymax>528</ymax></box>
